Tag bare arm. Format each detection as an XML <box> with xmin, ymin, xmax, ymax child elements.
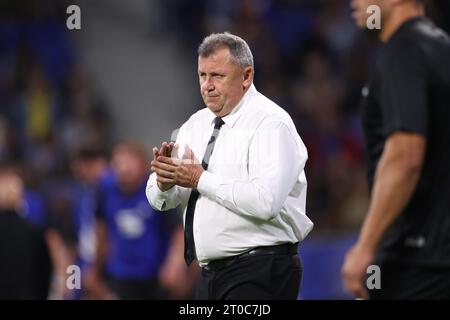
<box><xmin>94</xmin><ymin>219</ymin><xmax>109</xmax><ymax>276</ymax></box>
<box><xmin>342</xmin><ymin>132</ymin><xmax>426</xmax><ymax>298</ymax></box>
<box><xmin>359</xmin><ymin>132</ymin><xmax>426</xmax><ymax>249</ymax></box>
<box><xmin>82</xmin><ymin>219</ymin><xmax>112</xmax><ymax>299</ymax></box>
<box><xmin>158</xmin><ymin>225</ymin><xmax>200</xmax><ymax>298</ymax></box>
<box><xmin>45</xmin><ymin>229</ymin><xmax>76</xmax><ymax>299</ymax></box>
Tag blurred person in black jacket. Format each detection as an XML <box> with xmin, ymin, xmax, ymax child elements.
<box><xmin>0</xmin><ymin>166</ymin><xmax>52</xmax><ymax>299</ymax></box>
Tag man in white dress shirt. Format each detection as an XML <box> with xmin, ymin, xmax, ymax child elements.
<box><xmin>147</xmin><ymin>32</ymin><xmax>313</xmax><ymax>299</ymax></box>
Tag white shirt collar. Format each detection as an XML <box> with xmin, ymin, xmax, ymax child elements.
<box><xmin>208</xmin><ymin>83</ymin><xmax>257</xmax><ymax>128</ymax></box>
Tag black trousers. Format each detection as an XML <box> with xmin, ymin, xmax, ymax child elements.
<box><xmin>369</xmin><ymin>260</ymin><xmax>450</xmax><ymax>300</ymax></box>
<box><xmin>196</xmin><ymin>253</ymin><xmax>302</xmax><ymax>300</ymax></box>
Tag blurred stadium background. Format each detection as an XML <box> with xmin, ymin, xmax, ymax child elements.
<box><xmin>0</xmin><ymin>0</ymin><xmax>449</xmax><ymax>299</ymax></box>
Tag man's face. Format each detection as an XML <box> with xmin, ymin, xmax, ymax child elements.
<box><xmin>198</xmin><ymin>47</ymin><xmax>253</xmax><ymax>117</ymax></box>
<box><xmin>0</xmin><ymin>172</ymin><xmax>23</xmax><ymax>210</ymax></box>
<box><xmin>72</xmin><ymin>158</ymin><xmax>106</xmax><ymax>185</ymax></box>
<box><xmin>112</xmin><ymin>150</ymin><xmax>146</xmax><ymax>192</ymax></box>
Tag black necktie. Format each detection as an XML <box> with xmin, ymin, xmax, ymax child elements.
<box><xmin>184</xmin><ymin>116</ymin><xmax>225</xmax><ymax>265</ymax></box>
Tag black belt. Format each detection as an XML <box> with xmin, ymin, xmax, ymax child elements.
<box><xmin>204</xmin><ymin>242</ymin><xmax>299</xmax><ymax>272</ymax></box>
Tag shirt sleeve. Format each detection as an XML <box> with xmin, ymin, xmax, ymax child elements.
<box><xmin>197</xmin><ymin>120</ymin><xmax>307</xmax><ymax>221</ymax></box>
<box><xmin>146</xmin><ymin>173</ymin><xmax>187</xmax><ymax>211</ymax></box>
<box><xmin>380</xmin><ymin>36</ymin><xmax>428</xmax><ymax>137</ymax></box>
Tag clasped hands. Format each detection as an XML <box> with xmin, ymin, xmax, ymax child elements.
<box><xmin>151</xmin><ymin>141</ymin><xmax>204</xmax><ymax>192</ymax></box>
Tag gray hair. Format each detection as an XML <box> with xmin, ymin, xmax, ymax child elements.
<box><xmin>198</xmin><ymin>32</ymin><xmax>254</xmax><ymax>68</ymax></box>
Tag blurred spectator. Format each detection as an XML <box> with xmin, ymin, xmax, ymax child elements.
<box><xmin>0</xmin><ymin>1</ymin><xmax>115</xmax><ymax>300</ymax></box>
<box><xmin>59</xmin><ymin>65</ymin><xmax>114</xmax><ymax>157</ymax></box>
<box><xmin>93</xmin><ymin>141</ymin><xmax>197</xmax><ymax>299</ymax></box>
<box><xmin>0</xmin><ymin>165</ymin><xmax>52</xmax><ymax>299</ymax></box>
<box><xmin>289</xmin><ymin>43</ymin><xmax>366</xmax><ymax>232</ymax></box>
<box><xmin>45</xmin><ymin>145</ymin><xmax>111</xmax><ymax>300</ymax></box>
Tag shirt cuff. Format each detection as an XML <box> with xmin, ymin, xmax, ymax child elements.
<box><xmin>197</xmin><ymin>171</ymin><xmax>220</xmax><ymax>200</ymax></box>
<box><xmin>147</xmin><ymin>175</ymin><xmax>177</xmax><ymax>210</ymax></box>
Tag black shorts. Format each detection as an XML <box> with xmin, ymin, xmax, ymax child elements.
<box><xmin>369</xmin><ymin>260</ymin><xmax>450</xmax><ymax>300</ymax></box>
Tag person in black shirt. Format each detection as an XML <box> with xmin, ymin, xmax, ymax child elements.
<box><xmin>0</xmin><ymin>167</ymin><xmax>51</xmax><ymax>299</ymax></box>
<box><xmin>343</xmin><ymin>0</ymin><xmax>450</xmax><ymax>299</ymax></box>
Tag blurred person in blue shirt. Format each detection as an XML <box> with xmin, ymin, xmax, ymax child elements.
<box><xmin>93</xmin><ymin>141</ymin><xmax>192</xmax><ymax>299</ymax></box>
<box><xmin>31</xmin><ymin>147</ymin><xmax>110</xmax><ymax>300</ymax></box>
<box><xmin>68</xmin><ymin>146</ymin><xmax>110</xmax><ymax>299</ymax></box>
<box><xmin>21</xmin><ymin>188</ymin><xmax>47</xmax><ymax>229</ymax></box>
